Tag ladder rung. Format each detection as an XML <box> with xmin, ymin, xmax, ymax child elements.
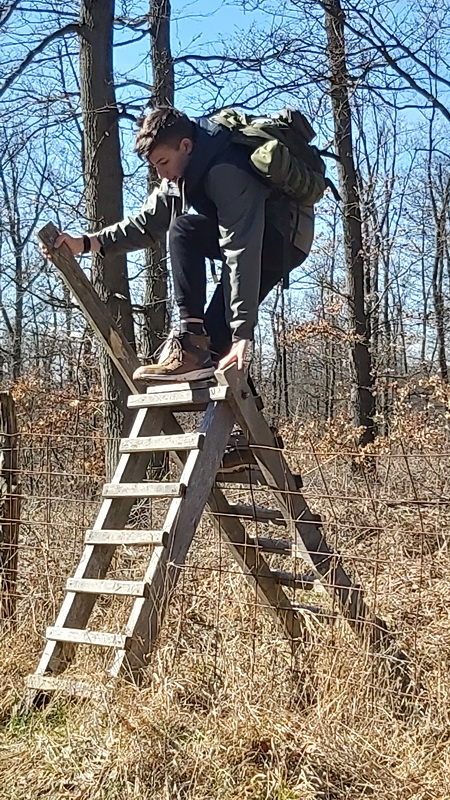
<box><xmin>128</xmin><ymin>385</ymin><xmax>228</xmax><ymax>409</ymax></box>
<box><xmin>271</xmin><ymin>570</ymin><xmax>317</xmax><ymax>590</ymax></box>
<box><xmin>291</xmin><ymin>602</ymin><xmax>338</xmax><ymax>621</ymax></box>
<box><xmin>222</xmin><ymin>503</ymin><xmax>286</xmax><ymax>526</ymax></box>
<box><xmin>66</xmin><ymin>578</ymin><xmax>148</xmax><ymax>596</ymax></box>
<box><xmin>215</xmin><ymin>469</ymin><xmax>267</xmax><ymax>486</ymax></box>
<box><xmin>248</xmin><ymin>536</ymin><xmax>292</xmax><ymax>555</ymax></box>
<box><xmin>119</xmin><ymin>432</ymin><xmax>204</xmax><ymax>454</ymax></box>
<box><xmin>46</xmin><ymin>627</ymin><xmax>129</xmax><ymax>648</ymax></box>
<box><xmin>102</xmin><ymin>482</ymin><xmax>185</xmax><ymax>499</ymax></box>
<box><xmin>85</xmin><ymin>529</ymin><xmax>168</xmax><ymax>546</ymax></box>
<box><xmin>26</xmin><ymin>674</ymin><xmax>107</xmax><ymax>700</ymax></box>
<box><xmin>144</xmin><ymin>380</ymin><xmax>216</xmax><ymax>394</ymax></box>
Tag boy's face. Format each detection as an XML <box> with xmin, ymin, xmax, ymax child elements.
<box><xmin>150</xmin><ymin>138</ymin><xmax>193</xmax><ymax>182</ymax></box>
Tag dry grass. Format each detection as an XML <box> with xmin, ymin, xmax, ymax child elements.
<box><xmin>1</xmin><ymin>376</ymin><xmax>450</xmax><ymax>798</ymax></box>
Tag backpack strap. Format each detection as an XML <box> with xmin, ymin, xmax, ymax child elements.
<box><xmin>209</xmin><ymin>258</ymin><xmax>220</xmax><ymax>284</ymax></box>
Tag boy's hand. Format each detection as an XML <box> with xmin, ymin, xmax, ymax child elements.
<box><xmin>39</xmin><ymin>232</ymin><xmax>84</xmax><ymax>260</ymax></box>
<box><xmin>217</xmin><ymin>339</ymin><xmax>249</xmax><ymax>371</ymax></box>
<box><xmin>39</xmin><ymin>233</ymin><xmax>101</xmax><ymax>260</ymax></box>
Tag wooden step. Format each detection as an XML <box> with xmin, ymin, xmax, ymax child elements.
<box><xmin>290</xmin><ymin>602</ymin><xmax>338</xmax><ymax>622</ymax></box>
<box><xmin>249</xmin><ymin>536</ymin><xmax>292</xmax><ymax>555</ymax></box>
<box><xmin>128</xmin><ymin>385</ymin><xmax>228</xmax><ymax>410</ymax></box>
<box><xmin>214</xmin><ymin>503</ymin><xmax>286</xmax><ymax>527</ymax></box>
<box><xmin>272</xmin><ymin>570</ymin><xmax>318</xmax><ymax>590</ymax></box>
<box><xmin>66</xmin><ymin>578</ymin><xmax>149</xmax><ymax>597</ymax></box>
<box><xmin>26</xmin><ymin>674</ymin><xmax>108</xmax><ymax>701</ymax></box>
<box><xmin>46</xmin><ymin>627</ymin><xmax>129</xmax><ymax>648</ymax></box>
<box><xmin>215</xmin><ymin>469</ymin><xmax>267</xmax><ymax>486</ymax></box>
<box><xmin>102</xmin><ymin>482</ymin><xmax>185</xmax><ymax>499</ymax></box>
<box><xmin>144</xmin><ymin>380</ymin><xmax>216</xmax><ymax>394</ymax></box>
<box><xmin>120</xmin><ymin>432</ymin><xmax>204</xmax><ymax>454</ymax></box>
<box><xmin>85</xmin><ymin>529</ymin><xmax>168</xmax><ymax>546</ymax></box>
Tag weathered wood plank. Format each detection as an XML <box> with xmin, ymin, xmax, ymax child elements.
<box><xmin>84</xmin><ymin>529</ymin><xmax>168</xmax><ymax>546</ymax></box>
<box><xmin>119</xmin><ymin>433</ymin><xmax>204</xmax><ymax>453</ymax></box>
<box><xmin>144</xmin><ymin>380</ymin><xmax>216</xmax><ymax>394</ymax></box>
<box><xmin>37</xmin><ymin>222</ymin><xmax>140</xmax><ymax>395</ymax></box>
<box><xmin>271</xmin><ymin>570</ymin><xmax>317</xmax><ymax>590</ymax></box>
<box><xmin>217</xmin><ymin>366</ymin><xmax>410</xmax><ymax>660</ymax></box>
<box><xmin>247</xmin><ymin>536</ymin><xmax>292</xmax><ymax>555</ymax></box>
<box><xmin>216</xmin><ymin>503</ymin><xmax>286</xmax><ymax>526</ymax></box>
<box><xmin>26</xmin><ymin>674</ymin><xmax>109</xmax><ymax>701</ymax></box>
<box><xmin>66</xmin><ymin>579</ymin><xmax>148</xmax><ymax>596</ymax></box>
<box><xmin>102</xmin><ymin>482</ymin><xmax>185</xmax><ymax>499</ymax></box>
<box><xmin>32</xmin><ymin>406</ymin><xmax>166</xmax><ymax>679</ymax></box>
<box><xmin>291</xmin><ymin>602</ymin><xmax>338</xmax><ymax>622</ymax></box>
<box><xmin>127</xmin><ymin>385</ymin><xmax>228</xmax><ymax>409</ymax></box>
<box><xmin>147</xmin><ymin>414</ymin><xmax>308</xmax><ymax>661</ymax></box>
<box><xmin>110</xmin><ymin>401</ymin><xmax>237</xmax><ymax>680</ymax></box>
<box><xmin>215</xmin><ymin>468</ymin><xmax>267</xmax><ymax>485</ymax></box>
<box><xmin>46</xmin><ymin>627</ymin><xmax>128</xmax><ymax>648</ymax></box>
<box><xmin>207</xmin><ymin>487</ymin><xmax>307</xmax><ymax>649</ymax></box>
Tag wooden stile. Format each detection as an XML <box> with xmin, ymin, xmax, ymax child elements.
<box><xmin>28</xmin><ymin>222</ymin><xmax>413</xmax><ymax>702</ymax></box>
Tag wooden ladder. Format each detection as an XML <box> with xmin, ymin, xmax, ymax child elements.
<box><xmin>27</xmin><ymin>367</ymin><xmax>409</xmax><ymax>700</ymax></box>
<box><xmin>27</xmin><ymin>222</ymin><xmax>412</xmax><ymax>701</ymax></box>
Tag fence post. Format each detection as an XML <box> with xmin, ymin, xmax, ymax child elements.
<box><xmin>0</xmin><ymin>392</ymin><xmax>19</xmax><ymax>624</ymax></box>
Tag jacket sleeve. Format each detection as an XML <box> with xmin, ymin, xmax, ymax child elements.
<box><xmin>96</xmin><ymin>181</ymin><xmax>175</xmax><ymax>256</ymax></box>
<box><xmin>205</xmin><ymin>163</ymin><xmax>269</xmax><ymax>341</ymax></box>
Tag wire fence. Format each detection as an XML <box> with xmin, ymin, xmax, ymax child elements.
<box><xmin>1</xmin><ymin>380</ymin><xmax>450</xmax><ymax>797</ymax></box>
<box><xmin>0</xmin><ymin>377</ymin><xmax>448</xmax><ymax>722</ymax></box>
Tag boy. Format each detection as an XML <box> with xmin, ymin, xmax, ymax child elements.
<box><xmin>47</xmin><ymin>106</ymin><xmax>314</xmax><ymax>381</ymax></box>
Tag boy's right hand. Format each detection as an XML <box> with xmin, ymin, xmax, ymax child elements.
<box><xmin>39</xmin><ymin>233</ymin><xmax>84</xmax><ymax>260</ymax></box>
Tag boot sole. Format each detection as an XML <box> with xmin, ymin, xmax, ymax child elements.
<box><xmin>135</xmin><ymin>366</ymin><xmax>216</xmax><ymax>383</ymax></box>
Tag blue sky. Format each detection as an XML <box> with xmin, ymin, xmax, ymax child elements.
<box><xmin>94</xmin><ymin>0</ymin><xmax>450</xmax><ymax>348</ymax></box>
<box><xmin>171</xmin><ymin>0</ymin><xmax>260</xmax><ymax>48</ymax></box>
<box><xmin>114</xmin><ymin>0</ymin><xmax>272</xmax><ymax>114</ymax></box>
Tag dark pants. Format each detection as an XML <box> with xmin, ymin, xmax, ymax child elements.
<box><xmin>168</xmin><ymin>213</ymin><xmax>305</xmax><ymax>360</ymax></box>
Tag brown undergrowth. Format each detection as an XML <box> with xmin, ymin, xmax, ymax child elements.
<box><xmin>1</xmin><ymin>375</ymin><xmax>450</xmax><ymax>798</ymax></box>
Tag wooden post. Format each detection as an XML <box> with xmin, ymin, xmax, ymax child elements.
<box><xmin>0</xmin><ymin>392</ymin><xmax>19</xmax><ymax>624</ymax></box>
<box><xmin>37</xmin><ymin>222</ymin><xmax>141</xmax><ymax>395</ymax></box>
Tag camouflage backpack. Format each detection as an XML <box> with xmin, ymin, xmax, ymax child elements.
<box><xmin>211</xmin><ymin>107</ymin><xmax>336</xmax><ymax>206</ymax></box>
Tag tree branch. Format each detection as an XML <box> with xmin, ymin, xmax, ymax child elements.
<box><xmin>334</xmin><ymin>12</ymin><xmax>450</xmax><ymax>123</ymax></box>
<box><xmin>0</xmin><ymin>23</ymin><xmax>80</xmax><ymax>100</ymax></box>
<box><xmin>0</xmin><ymin>0</ymin><xmax>21</xmax><ymax>29</ymax></box>
<box><xmin>349</xmin><ymin>3</ymin><xmax>450</xmax><ymax>92</ymax></box>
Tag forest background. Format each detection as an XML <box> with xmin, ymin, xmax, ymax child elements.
<box><xmin>1</xmin><ymin>1</ymin><xmax>450</xmax><ymax>798</ymax></box>
<box><xmin>3</xmin><ymin>0</ymin><xmax>450</xmax><ymax>459</ymax></box>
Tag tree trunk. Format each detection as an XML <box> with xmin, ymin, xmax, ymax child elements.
<box><xmin>327</xmin><ymin>215</ymin><xmax>337</xmax><ymax>421</ymax></box>
<box><xmin>420</xmin><ymin>223</ymin><xmax>428</xmax><ymax>368</ymax></box>
<box><xmin>280</xmin><ymin>286</ymin><xmax>290</xmax><ymax>417</ymax></box>
<box><xmin>79</xmin><ymin>0</ymin><xmax>135</xmax><ymax>478</ymax></box>
<box><xmin>0</xmin><ymin>391</ymin><xmax>19</xmax><ymax>625</ymax></box>
<box><xmin>432</xmin><ymin>212</ymin><xmax>448</xmax><ymax>382</ymax></box>
<box><xmin>324</xmin><ymin>0</ymin><xmax>376</xmax><ymax>446</ymax></box>
<box><xmin>271</xmin><ymin>286</ymin><xmax>282</xmax><ymax>420</ymax></box>
<box><xmin>12</xmin><ymin>250</ymin><xmax>23</xmax><ymax>381</ymax></box>
<box><xmin>141</xmin><ymin>0</ymin><xmax>174</xmax><ymax>358</ymax></box>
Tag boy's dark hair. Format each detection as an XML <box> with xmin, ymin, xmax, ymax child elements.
<box><xmin>135</xmin><ymin>107</ymin><xmax>194</xmax><ymax>160</ymax></box>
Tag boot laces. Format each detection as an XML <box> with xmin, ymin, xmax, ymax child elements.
<box><xmin>156</xmin><ymin>331</ymin><xmax>184</xmax><ymax>367</ymax></box>
<box><xmin>153</xmin><ymin>329</ymin><xmax>181</xmax><ymax>365</ymax></box>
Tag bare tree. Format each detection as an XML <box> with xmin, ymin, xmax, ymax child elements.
<box><xmin>428</xmin><ymin>166</ymin><xmax>450</xmax><ymax>383</ymax></box>
<box><xmin>79</xmin><ymin>0</ymin><xmax>136</xmax><ymax>476</ymax></box>
<box><xmin>324</xmin><ymin>0</ymin><xmax>376</xmax><ymax>445</ymax></box>
<box><xmin>141</xmin><ymin>0</ymin><xmax>174</xmax><ymax>358</ymax></box>
<box><xmin>0</xmin><ymin>133</ymin><xmax>51</xmax><ymax>379</ymax></box>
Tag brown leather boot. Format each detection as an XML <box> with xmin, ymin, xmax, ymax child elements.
<box><xmin>133</xmin><ymin>330</ymin><xmax>215</xmax><ymax>382</ymax></box>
